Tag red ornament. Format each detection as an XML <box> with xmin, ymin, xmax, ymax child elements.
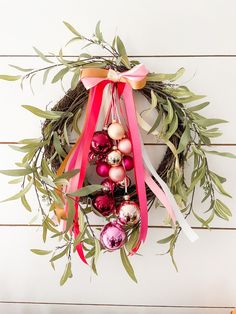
<box><xmin>100</xmin><ymin>221</ymin><xmax>126</xmax><ymax>251</ymax></box>
<box><xmin>101</xmin><ymin>178</ymin><xmax>116</xmax><ymax>193</ymax></box>
<box><xmin>88</xmin><ymin>151</ymin><xmax>104</xmax><ymax>164</ymax></box>
<box><xmin>92</xmin><ymin>193</ymin><xmax>115</xmax><ymax>216</ymax></box>
<box><xmin>91</xmin><ymin>131</ymin><xmax>113</xmax><ymax>154</ymax></box>
<box><xmin>123</xmin><ymin>156</ymin><xmax>134</xmax><ymax>171</ymax></box>
<box><xmin>96</xmin><ymin>161</ymin><xmax>110</xmax><ymax>177</ymax></box>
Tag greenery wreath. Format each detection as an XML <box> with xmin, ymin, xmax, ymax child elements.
<box><xmin>0</xmin><ymin>21</ymin><xmax>234</xmax><ymax>285</ymax></box>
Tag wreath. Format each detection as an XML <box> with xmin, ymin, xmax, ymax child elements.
<box><xmin>0</xmin><ymin>21</ymin><xmax>234</xmax><ymax>285</ymax></box>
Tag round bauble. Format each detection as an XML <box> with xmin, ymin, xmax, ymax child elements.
<box><xmin>92</xmin><ymin>193</ymin><xmax>115</xmax><ymax>216</ymax></box>
<box><xmin>107</xmin><ymin>122</ymin><xmax>125</xmax><ymax>140</ymax></box>
<box><xmin>100</xmin><ymin>221</ymin><xmax>126</xmax><ymax>251</ymax></box>
<box><xmin>117</xmin><ymin>199</ymin><xmax>140</xmax><ymax>225</ymax></box>
<box><xmin>109</xmin><ymin>165</ymin><xmax>125</xmax><ymax>183</ymax></box>
<box><xmin>106</xmin><ymin>149</ymin><xmax>122</xmax><ymax>166</ymax></box>
<box><xmin>96</xmin><ymin>161</ymin><xmax>110</xmax><ymax>177</ymax></box>
<box><xmin>123</xmin><ymin>155</ymin><xmax>134</xmax><ymax>171</ymax></box>
<box><xmin>117</xmin><ymin>176</ymin><xmax>131</xmax><ymax>189</ymax></box>
<box><xmin>88</xmin><ymin>151</ymin><xmax>104</xmax><ymax>164</ymax></box>
<box><xmin>118</xmin><ymin>138</ymin><xmax>132</xmax><ymax>155</ymax></box>
<box><xmin>91</xmin><ymin>131</ymin><xmax>113</xmax><ymax>154</ymax></box>
<box><xmin>101</xmin><ymin>178</ymin><xmax>116</xmax><ymax>193</ymax></box>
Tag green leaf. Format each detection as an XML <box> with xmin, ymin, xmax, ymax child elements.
<box><xmin>204</xmin><ymin>150</ymin><xmax>236</xmax><ymax>159</ymax></box>
<box><xmin>33</xmin><ymin>47</ymin><xmax>53</xmax><ymax>63</ymax></box>
<box><xmin>21</xmin><ymin>195</ymin><xmax>31</xmax><ymax>212</ymax></box>
<box><xmin>69</xmin><ymin>185</ymin><xmax>103</xmax><ymax>197</ymax></box>
<box><xmin>175</xmin><ymin>95</ymin><xmax>205</xmax><ymax>104</ymax></box>
<box><xmin>0</xmin><ymin>168</ymin><xmax>35</xmax><ymax>176</ymax></box>
<box><xmin>147</xmin><ymin>68</ymin><xmax>185</xmax><ymax>82</ymax></box>
<box><xmin>94</xmin><ymin>238</ymin><xmax>101</xmax><ymax>264</ymax></box>
<box><xmin>164</xmin><ymin>99</ymin><xmax>174</xmax><ymax>125</ymax></box>
<box><xmin>73</xmin><ymin>226</ymin><xmax>87</xmax><ymax>248</ymax></box>
<box><xmin>188</xmin><ymin>102</ymin><xmax>210</xmax><ymax>112</ymax></box>
<box><xmin>210</xmin><ymin>172</ymin><xmax>231</xmax><ymax>198</ymax></box>
<box><xmin>63</xmin><ymin>21</ymin><xmax>83</xmax><ymax>38</ymax></box>
<box><xmin>31</xmin><ymin>249</ymin><xmax>52</xmax><ymax>255</ymax></box>
<box><xmin>1</xmin><ymin>178</ymin><xmax>33</xmax><ymax>202</ymax></box>
<box><xmin>125</xmin><ymin>228</ymin><xmax>139</xmax><ymax>253</ymax></box>
<box><xmin>50</xmin><ymin>245</ymin><xmax>69</xmax><ymax>262</ymax></box>
<box><xmin>43</xmin><ymin>68</ymin><xmax>51</xmax><ymax>84</ymax></box>
<box><xmin>95</xmin><ymin>20</ymin><xmax>104</xmax><ymax>42</ymax></box>
<box><xmin>116</xmin><ymin>36</ymin><xmax>130</xmax><ymax>68</ymax></box>
<box><xmin>196</xmin><ymin>118</ymin><xmax>227</xmax><ymax>127</ymax></box>
<box><xmin>8</xmin><ymin>177</ymin><xmax>23</xmax><ymax>184</ymax></box>
<box><xmin>71</xmin><ymin>69</ymin><xmax>80</xmax><ymax>90</ymax></box>
<box><xmin>9</xmin><ymin>65</ymin><xmax>33</xmax><ymax>72</ymax></box>
<box><xmin>60</xmin><ymin>262</ymin><xmax>72</xmax><ymax>286</ymax></box>
<box><xmin>120</xmin><ymin>247</ymin><xmax>137</xmax><ymax>283</ymax></box>
<box><xmin>53</xmin><ymin>132</ymin><xmax>67</xmax><ymax>158</ymax></box>
<box><xmin>54</xmin><ymin>169</ymin><xmax>80</xmax><ymax>183</ymax></box>
<box><xmin>214</xmin><ymin>199</ymin><xmax>231</xmax><ymax>220</ymax></box>
<box><xmin>177</xmin><ymin>124</ymin><xmax>190</xmax><ymax>154</ymax></box>
<box><xmin>22</xmin><ymin>105</ymin><xmax>63</xmax><ymax>120</ymax></box>
<box><xmin>147</xmin><ymin>107</ymin><xmax>163</xmax><ymax>134</ymax></box>
<box><xmin>0</xmin><ymin>74</ymin><xmax>21</xmax><ymax>81</ymax></box>
<box><xmin>65</xmin><ymin>198</ymin><xmax>75</xmax><ymax>233</ymax></box>
<box><xmin>164</xmin><ymin>112</ymin><xmax>178</xmax><ymax>140</ymax></box>
<box><xmin>157</xmin><ymin>234</ymin><xmax>174</xmax><ymax>244</ymax></box>
<box><xmin>51</xmin><ymin>67</ymin><xmax>69</xmax><ymax>83</ymax></box>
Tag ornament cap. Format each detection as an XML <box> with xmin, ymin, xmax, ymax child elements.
<box><xmin>123</xmin><ymin>194</ymin><xmax>130</xmax><ymax>201</ymax></box>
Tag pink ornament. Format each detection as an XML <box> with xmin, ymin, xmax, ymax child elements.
<box><xmin>107</xmin><ymin>122</ymin><xmax>125</xmax><ymax>140</ymax></box>
<box><xmin>117</xmin><ymin>176</ymin><xmax>131</xmax><ymax>189</ymax></box>
<box><xmin>123</xmin><ymin>156</ymin><xmax>134</xmax><ymax>171</ymax></box>
<box><xmin>118</xmin><ymin>138</ymin><xmax>132</xmax><ymax>155</ymax></box>
<box><xmin>100</xmin><ymin>221</ymin><xmax>126</xmax><ymax>251</ymax></box>
<box><xmin>91</xmin><ymin>131</ymin><xmax>113</xmax><ymax>154</ymax></box>
<box><xmin>101</xmin><ymin>178</ymin><xmax>116</xmax><ymax>193</ymax></box>
<box><xmin>96</xmin><ymin>161</ymin><xmax>110</xmax><ymax>177</ymax></box>
<box><xmin>92</xmin><ymin>193</ymin><xmax>115</xmax><ymax>216</ymax></box>
<box><xmin>109</xmin><ymin>165</ymin><xmax>125</xmax><ymax>183</ymax></box>
<box><xmin>117</xmin><ymin>198</ymin><xmax>140</xmax><ymax>226</ymax></box>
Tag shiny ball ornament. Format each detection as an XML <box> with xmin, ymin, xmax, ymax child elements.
<box><xmin>101</xmin><ymin>178</ymin><xmax>116</xmax><ymax>193</ymax></box>
<box><xmin>123</xmin><ymin>156</ymin><xmax>134</xmax><ymax>171</ymax></box>
<box><xmin>106</xmin><ymin>149</ymin><xmax>122</xmax><ymax>167</ymax></box>
<box><xmin>91</xmin><ymin>131</ymin><xmax>113</xmax><ymax>154</ymax></box>
<box><xmin>118</xmin><ymin>138</ymin><xmax>132</xmax><ymax>155</ymax></box>
<box><xmin>117</xmin><ymin>198</ymin><xmax>140</xmax><ymax>226</ymax></box>
<box><xmin>107</xmin><ymin>122</ymin><xmax>125</xmax><ymax>140</ymax></box>
<box><xmin>92</xmin><ymin>193</ymin><xmax>115</xmax><ymax>216</ymax></box>
<box><xmin>88</xmin><ymin>151</ymin><xmax>104</xmax><ymax>164</ymax></box>
<box><xmin>100</xmin><ymin>221</ymin><xmax>126</xmax><ymax>251</ymax></box>
<box><xmin>109</xmin><ymin>165</ymin><xmax>125</xmax><ymax>183</ymax></box>
<box><xmin>117</xmin><ymin>176</ymin><xmax>131</xmax><ymax>189</ymax></box>
<box><xmin>96</xmin><ymin>161</ymin><xmax>110</xmax><ymax>177</ymax></box>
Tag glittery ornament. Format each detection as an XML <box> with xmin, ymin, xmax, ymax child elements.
<box><xmin>91</xmin><ymin>131</ymin><xmax>113</xmax><ymax>154</ymax></box>
<box><xmin>117</xmin><ymin>196</ymin><xmax>140</xmax><ymax>225</ymax></box>
<box><xmin>107</xmin><ymin>122</ymin><xmax>125</xmax><ymax>140</ymax></box>
<box><xmin>92</xmin><ymin>193</ymin><xmax>115</xmax><ymax>216</ymax></box>
<box><xmin>100</xmin><ymin>221</ymin><xmax>126</xmax><ymax>251</ymax></box>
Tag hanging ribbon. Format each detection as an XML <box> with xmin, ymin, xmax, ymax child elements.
<box><xmin>59</xmin><ymin>63</ymin><xmax>197</xmax><ymax>262</ymax></box>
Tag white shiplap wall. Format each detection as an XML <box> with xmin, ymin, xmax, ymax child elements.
<box><xmin>0</xmin><ymin>0</ymin><xmax>236</xmax><ymax>313</ymax></box>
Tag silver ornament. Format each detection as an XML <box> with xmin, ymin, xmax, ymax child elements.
<box><xmin>106</xmin><ymin>149</ymin><xmax>122</xmax><ymax>166</ymax></box>
<box><xmin>117</xmin><ymin>198</ymin><xmax>140</xmax><ymax>226</ymax></box>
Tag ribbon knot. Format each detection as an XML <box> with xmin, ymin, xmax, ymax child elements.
<box><xmin>107</xmin><ymin>69</ymin><xmax>120</xmax><ymax>82</ymax></box>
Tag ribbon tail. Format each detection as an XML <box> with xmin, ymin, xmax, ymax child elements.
<box><xmin>122</xmin><ymin>84</ymin><xmax>148</xmax><ymax>245</ymax></box>
<box><xmin>141</xmin><ymin>143</ymin><xmax>199</xmax><ymax>242</ymax></box>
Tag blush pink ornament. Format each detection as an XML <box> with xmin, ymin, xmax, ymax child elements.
<box><xmin>91</xmin><ymin>131</ymin><xmax>113</xmax><ymax>154</ymax></box>
<box><xmin>123</xmin><ymin>156</ymin><xmax>134</xmax><ymax>171</ymax></box>
<box><xmin>101</xmin><ymin>178</ymin><xmax>116</xmax><ymax>193</ymax></box>
<box><xmin>107</xmin><ymin>121</ymin><xmax>125</xmax><ymax>140</ymax></box>
<box><xmin>109</xmin><ymin>165</ymin><xmax>125</xmax><ymax>183</ymax></box>
<box><xmin>100</xmin><ymin>221</ymin><xmax>126</xmax><ymax>251</ymax></box>
<box><xmin>96</xmin><ymin>161</ymin><xmax>110</xmax><ymax>177</ymax></box>
<box><xmin>118</xmin><ymin>138</ymin><xmax>132</xmax><ymax>155</ymax></box>
<box><xmin>92</xmin><ymin>193</ymin><xmax>115</xmax><ymax>216</ymax></box>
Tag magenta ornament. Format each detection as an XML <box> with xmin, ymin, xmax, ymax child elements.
<box><xmin>100</xmin><ymin>221</ymin><xmax>126</xmax><ymax>251</ymax></box>
<box><xmin>109</xmin><ymin>165</ymin><xmax>125</xmax><ymax>182</ymax></box>
<box><xmin>101</xmin><ymin>178</ymin><xmax>116</xmax><ymax>193</ymax></box>
<box><xmin>92</xmin><ymin>193</ymin><xmax>115</xmax><ymax>216</ymax></box>
<box><xmin>117</xmin><ymin>199</ymin><xmax>140</xmax><ymax>226</ymax></box>
<box><xmin>96</xmin><ymin>161</ymin><xmax>110</xmax><ymax>177</ymax></box>
<box><xmin>91</xmin><ymin>131</ymin><xmax>113</xmax><ymax>154</ymax></box>
<box><xmin>118</xmin><ymin>138</ymin><xmax>132</xmax><ymax>155</ymax></box>
<box><xmin>123</xmin><ymin>155</ymin><xmax>134</xmax><ymax>171</ymax></box>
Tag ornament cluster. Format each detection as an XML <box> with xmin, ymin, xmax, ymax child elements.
<box><xmin>88</xmin><ymin>121</ymin><xmax>140</xmax><ymax>251</ymax></box>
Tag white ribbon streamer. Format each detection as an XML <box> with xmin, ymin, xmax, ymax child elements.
<box><xmin>141</xmin><ymin>143</ymin><xmax>199</xmax><ymax>242</ymax></box>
